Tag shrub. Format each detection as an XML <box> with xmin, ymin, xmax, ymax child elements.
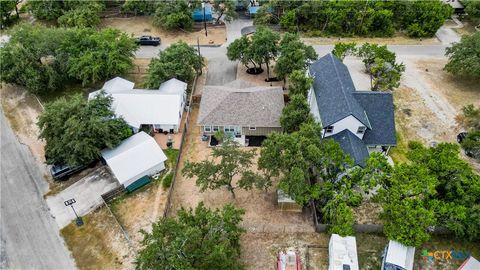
<box><xmin>162</xmin><ymin>172</ymin><xmax>173</xmax><ymax>189</ymax></box>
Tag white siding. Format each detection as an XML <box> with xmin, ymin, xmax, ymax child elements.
<box><xmin>123</xmin><ymin>161</ymin><xmax>165</xmax><ymax>188</ymax></box>
<box><xmin>322</xmin><ymin>115</ymin><xmax>366</xmax><ymax>139</ymax></box>
<box><xmin>308</xmin><ymin>87</ymin><xmax>322</xmax><ymax>124</ymax></box>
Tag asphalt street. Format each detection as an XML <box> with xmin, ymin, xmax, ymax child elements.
<box><xmin>0</xmin><ymin>111</ymin><xmax>76</xmax><ymax>269</ymax></box>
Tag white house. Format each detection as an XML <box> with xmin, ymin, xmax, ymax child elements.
<box><xmin>308</xmin><ymin>54</ymin><xmax>396</xmax><ymax>167</ymax></box>
<box><xmin>381</xmin><ymin>240</ymin><xmax>415</xmax><ymax>270</ymax></box>
<box><xmin>101</xmin><ymin>132</ymin><xmax>167</xmax><ymax>191</ymax></box>
<box><xmin>89</xmin><ymin>77</ymin><xmax>187</xmax><ymax>133</ymax></box>
<box><xmin>328</xmin><ymin>234</ymin><xmax>359</xmax><ymax>270</ymax></box>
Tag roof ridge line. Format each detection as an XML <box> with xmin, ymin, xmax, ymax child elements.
<box><xmin>330</xmin><ymin>54</ymin><xmax>353</xmax><ymax>114</ymax></box>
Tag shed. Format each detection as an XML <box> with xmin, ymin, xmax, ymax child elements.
<box><xmin>101</xmin><ymin>132</ymin><xmax>167</xmax><ymax>191</ymax></box>
<box><xmin>458</xmin><ymin>256</ymin><xmax>480</xmax><ymax>270</ymax></box>
<box><xmin>192</xmin><ymin>6</ymin><xmax>213</xmax><ymax>21</ymax></box>
<box><xmin>277</xmin><ymin>189</ymin><xmax>302</xmax><ymax>212</ymax></box>
<box><xmin>328</xmin><ymin>234</ymin><xmax>359</xmax><ymax>270</ymax></box>
<box><xmin>381</xmin><ymin>240</ymin><xmax>415</xmax><ymax>270</ymax></box>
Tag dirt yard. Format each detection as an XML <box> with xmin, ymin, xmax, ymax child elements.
<box><xmin>236</xmin><ymin>63</ymin><xmax>284</xmax><ymax>89</ymax></box>
<box><xmin>302</xmin><ymin>32</ymin><xmax>439</xmax><ymax>46</ymax></box>
<box><xmin>391</xmin><ymin>56</ymin><xmax>480</xmax><ymax>168</ymax></box>
<box><xmin>100</xmin><ymin>16</ymin><xmax>226</xmax><ymax>46</ymax></box>
<box><xmin>61</xmin><ymin>207</ymin><xmax>136</xmax><ymax>270</ymax></box>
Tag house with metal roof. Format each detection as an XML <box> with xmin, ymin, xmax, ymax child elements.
<box><xmin>308</xmin><ymin>54</ymin><xmax>396</xmax><ymax>167</ymax></box>
<box><xmin>328</xmin><ymin>234</ymin><xmax>359</xmax><ymax>270</ymax></box>
<box><xmin>198</xmin><ymin>80</ymin><xmax>284</xmax><ymax>146</ymax></box>
<box><xmin>381</xmin><ymin>240</ymin><xmax>415</xmax><ymax>270</ymax></box>
<box><xmin>458</xmin><ymin>256</ymin><xmax>480</xmax><ymax>270</ymax></box>
<box><xmin>89</xmin><ymin>77</ymin><xmax>187</xmax><ymax>134</ymax></box>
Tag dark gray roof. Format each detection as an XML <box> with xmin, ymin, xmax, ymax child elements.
<box><xmin>309</xmin><ymin>54</ymin><xmax>370</xmax><ymax>128</ymax></box>
<box><xmin>353</xmin><ymin>92</ymin><xmax>397</xmax><ymax>146</ymax></box>
<box><xmin>329</xmin><ymin>129</ymin><xmax>370</xmax><ymax>167</ymax></box>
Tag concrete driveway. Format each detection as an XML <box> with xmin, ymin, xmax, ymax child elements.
<box><xmin>46</xmin><ymin>167</ymin><xmax>120</xmax><ymax>228</ymax></box>
<box><xmin>205</xmin><ymin>56</ymin><xmax>237</xmax><ymax>85</ymax></box>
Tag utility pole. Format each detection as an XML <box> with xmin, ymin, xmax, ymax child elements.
<box><xmin>202</xmin><ymin>2</ymin><xmax>208</xmax><ymax>37</ymax></box>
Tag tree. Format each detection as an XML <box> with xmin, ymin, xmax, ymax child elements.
<box><xmin>182</xmin><ymin>139</ymin><xmax>270</xmax><ymax>199</ymax></box>
<box><xmin>212</xmin><ymin>0</ymin><xmax>238</xmax><ymax>24</ymax></box>
<box><xmin>153</xmin><ymin>0</ymin><xmax>193</xmax><ymax>30</ymax></box>
<box><xmin>356</xmin><ymin>43</ymin><xmax>404</xmax><ymax>91</ymax></box>
<box><xmin>280</xmin><ymin>94</ymin><xmax>313</xmax><ymax>133</ymax></box>
<box><xmin>226</xmin><ymin>36</ymin><xmax>257</xmax><ymax>70</ymax></box>
<box><xmin>121</xmin><ymin>0</ymin><xmax>156</xmax><ymax>16</ymax></box>
<box><xmin>332</xmin><ymin>42</ymin><xmax>357</xmax><ymax>62</ymax></box>
<box><xmin>274</xmin><ymin>33</ymin><xmax>317</xmax><ymax>82</ymax></box>
<box><xmin>28</xmin><ymin>0</ymin><xmax>105</xmax><ymax>27</ymax></box>
<box><xmin>0</xmin><ymin>0</ymin><xmax>18</xmax><ymax>28</ymax></box>
<box><xmin>444</xmin><ymin>32</ymin><xmax>480</xmax><ymax>78</ymax></box>
<box><xmin>136</xmin><ymin>202</ymin><xmax>245</xmax><ymax>270</ymax></box>
<box><xmin>370</xmin><ymin>58</ymin><xmax>405</xmax><ymax>91</ymax></box>
<box><xmin>464</xmin><ymin>0</ymin><xmax>480</xmax><ymax>20</ymax></box>
<box><xmin>59</xmin><ymin>27</ymin><xmax>138</xmax><ymax>86</ymax></box>
<box><xmin>145</xmin><ymin>41</ymin><xmax>203</xmax><ymax>88</ymax></box>
<box><xmin>37</xmin><ymin>94</ymin><xmax>132</xmax><ymax>166</ymax></box>
<box><xmin>287</xmin><ymin>69</ymin><xmax>313</xmax><ymax>97</ymax></box>
<box><xmin>250</xmin><ymin>26</ymin><xmax>280</xmax><ymax>79</ymax></box>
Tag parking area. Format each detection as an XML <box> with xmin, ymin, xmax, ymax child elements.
<box><xmin>46</xmin><ymin>167</ymin><xmax>119</xmax><ymax>228</ymax></box>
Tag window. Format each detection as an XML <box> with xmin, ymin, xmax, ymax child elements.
<box><xmin>224</xmin><ymin>126</ymin><xmax>235</xmax><ymax>133</ymax></box>
<box><xmin>213</xmin><ymin>126</ymin><xmax>219</xmax><ymax>132</ymax></box>
<box><xmin>325</xmin><ymin>126</ymin><xmax>334</xmax><ymax>133</ymax></box>
<box><xmin>204</xmin><ymin>126</ymin><xmax>211</xmax><ymax>132</ymax></box>
<box><xmin>249</xmin><ymin>126</ymin><xmax>256</xmax><ymax>130</ymax></box>
<box><xmin>357</xmin><ymin>126</ymin><xmax>366</xmax><ymax>134</ymax></box>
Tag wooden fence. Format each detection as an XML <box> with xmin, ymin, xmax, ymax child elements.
<box><xmin>101</xmin><ymin>185</ymin><xmax>126</xmax><ymax>202</ymax></box>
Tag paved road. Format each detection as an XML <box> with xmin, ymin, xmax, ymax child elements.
<box><xmin>0</xmin><ymin>111</ymin><xmax>76</xmax><ymax>270</ymax></box>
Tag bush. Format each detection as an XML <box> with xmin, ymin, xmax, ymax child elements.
<box><xmin>153</xmin><ymin>0</ymin><xmax>193</xmax><ymax>30</ymax></box>
<box><xmin>162</xmin><ymin>173</ymin><xmax>173</xmax><ymax>189</ymax></box>
<box><xmin>406</xmin><ymin>23</ymin><xmax>426</xmax><ymax>38</ymax></box>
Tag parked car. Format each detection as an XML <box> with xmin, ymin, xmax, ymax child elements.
<box><xmin>50</xmin><ymin>161</ymin><xmax>96</xmax><ymax>180</ymax></box>
<box><xmin>277</xmin><ymin>250</ymin><xmax>301</xmax><ymax>270</ymax></box>
<box><xmin>136</xmin><ymin>35</ymin><xmax>161</xmax><ymax>46</ymax></box>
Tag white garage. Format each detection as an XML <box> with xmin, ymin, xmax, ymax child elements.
<box><xmin>101</xmin><ymin>132</ymin><xmax>167</xmax><ymax>191</ymax></box>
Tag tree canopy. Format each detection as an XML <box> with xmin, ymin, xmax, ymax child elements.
<box><xmin>332</xmin><ymin>42</ymin><xmax>357</xmax><ymax>62</ymax></box>
<box><xmin>372</xmin><ymin>142</ymin><xmax>480</xmax><ymax>246</ymax></box>
<box><xmin>255</xmin><ymin>0</ymin><xmax>451</xmax><ymax>38</ymax></box>
<box><xmin>444</xmin><ymin>32</ymin><xmax>480</xmax><ymax>78</ymax></box>
<box><xmin>182</xmin><ymin>138</ymin><xmax>270</xmax><ymax>199</ymax></box>
<box><xmin>0</xmin><ymin>24</ymin><xmax>138</xmax><ymax>94</ymax></box>
<box><xmin>38</xmin><ymin>93</ymin><xmax>132</xmax><ymax>166</ymax></box>
<box><xmin>274</xmin><ymin>32</ymin><xmax>317</xmax><ymax>81</ymax></box>
<box><xmin>28</xmin><ymin>0</ymin><xmax>104</xmax><ymax>27</ymax></box>
<box><xmin>212</xmin><ymin>0</ymin><xmax>238</xmax><ymax>24</ymax></box>
<box><xmin>153</xmin><ymin>0</ymin><xmax>193</xmax><ymax>30</ymax></box>
<box><xmin>280</xmin><ymin>94</ymin><xmax>314</xmax><ymax>133</ymax></box>
<box><xmin>287</xmin><ymin>69</ymin><xmax>313</xmax><ymax>97</ymax></box>
<box><xmin>145</xmin><ymin>41</ymin><xmax>203</xmax><ymax>88</ymax></box>
<box><xmin>136</xmin><ymin>202</ymin><xmax>245</xmax><ymax>270</ymax></box>
<box><xmin>356</xmin><ymin>43</ymin><xmax>405</xmax><ymax>91</ymax></box>
<box><xmin>0</xmin><ymin>0</ymin><xmax>19</xmax><ymax>28</ymax></box>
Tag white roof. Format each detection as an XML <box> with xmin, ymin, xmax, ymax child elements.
<box><xmin>88</xmin><ymin>77</ymin><xmax>186</xmax><ymax>128</ymax></box>
<box><xmin>459</xmin><ymin>256</ymin><xmax>480</xmax><ymax>270</ymax></box>
<box><xmin>385</xmin><ymin>240</ymin><xmax>415</xmax><ymax>270</ymax></box>
<box><xmin>101</xmin><ymin>132</ymin><xmax>167</xmax><ymax>185</ymax></box>
<box><xmin>329</xmin><ymin>234</ymin><xmax>359</xmax><ymax>270</ymax></box>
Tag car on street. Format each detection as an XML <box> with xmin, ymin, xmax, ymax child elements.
<box><xmin>136</xmin><ymin>35</ymin><xmax>161</xmax><ymax>46</ymax></box>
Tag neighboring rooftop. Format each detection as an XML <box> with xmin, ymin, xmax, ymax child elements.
<box><xmin>384</xmin><ymin>240</ymin><xmax>415</xmax><ymax>270</ymax></box>
<box><xmin>309</xmin><ymin>54</ymin><xmax>370</xmax><ymax>128</ymax></box>
<box><xmin>101</xmin><ymin>132</ymin><xmax>167</xmax><ymax>186</ymax></box>
<box><xmin>458</xmin><ymin>256</ymin><xmax>480</xmax><ymax>270</ymax></box>
<box><xmin>328</xmin><ymin>234</ymin><xmax>359</xmax><ymax>270</ymax></box>
<box><xmin>198</xmin><ymin>83</ymin><xmax>284</xmax><ymax>127</ymax></box>
<box><xmin>88</xmin><ymin>77</ymin><xmax>187</xmax><ymax>129</ymax></box>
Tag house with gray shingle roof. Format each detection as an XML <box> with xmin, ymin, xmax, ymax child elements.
<box><xmin>198</xmin><ymin>80</ymin><xmax>284</xmax><ymax>145</ymax></box>
<box><xmin>307</xmin><ymin>54</ymin><xmax>396</xmax><ymax>167</ymax></box>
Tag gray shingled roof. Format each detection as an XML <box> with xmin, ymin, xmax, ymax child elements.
<box><xmin>309</xmin><ymin>54</ymin><xmax>370</xmax><ymax>128</ymax></box>
<box><xmin>329</xmin><ymin>129</ymin><xmax>370</xmax><ymax>167</ymax></box>
<box><xmin>198</xmin><ymin>84</ymin><xmax>284</xmax><ymax>127</ymax></box>
<box><xmin>353</xmin><ymin>91</ymin><xmax>397</xmax><ymax>146</ymax></box>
